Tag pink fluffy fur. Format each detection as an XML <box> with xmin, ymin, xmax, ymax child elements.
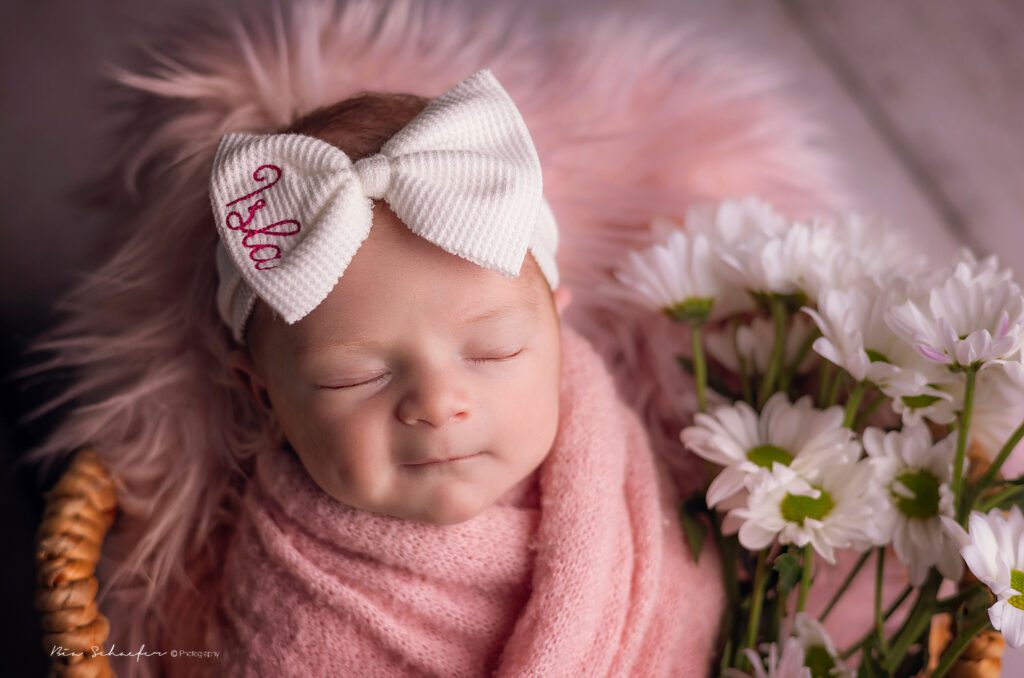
<box><xmin>18</xmin><ymin>0</ymin><xmax>851</xmax><ymax>673</ymax></box>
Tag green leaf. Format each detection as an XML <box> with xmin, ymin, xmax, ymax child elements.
<box><xmin>773</xmin><ymin>552</ymin><xmax>802</xmax><ymax>594</ymax></box>
<box><xmin>678</xmin><ymin>500</ymin><xmax>707</xmax><ymax>562</ymax></box>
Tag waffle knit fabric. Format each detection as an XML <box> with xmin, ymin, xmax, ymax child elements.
<box><xmin>209</xmin><ymin>68</ymin><xmax>560</xmax><ymax>344</ymax></box>
<box><xmin>172</xmin><ymin>326</ymin><xmax>724</xmax><ymax>677</ymax></box>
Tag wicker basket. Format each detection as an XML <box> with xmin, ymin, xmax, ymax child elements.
<box><xmin>35</xmin><ymin>448</ymin><xmax>117</xmax><ymax>678</ymax></box>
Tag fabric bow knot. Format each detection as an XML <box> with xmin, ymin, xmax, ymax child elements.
<box><xmin>209</xmin><ymin>68</ymin><xmax>559</xmax><ymax>343</ymax></box>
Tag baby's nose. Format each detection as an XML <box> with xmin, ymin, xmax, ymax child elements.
<box><xmin>396</xmin><ymin>382</ymin><xmax>471</xmax><ymax>428</ymax></box>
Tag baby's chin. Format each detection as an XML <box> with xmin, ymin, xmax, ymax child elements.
<box><xmin>401</xmin><ymin>477</ymin><xmax>502</xmax><ymax>526</ymax></box>
<box><xmin>383</xmin><ymin>457</ymin><xmax>537</xmax><ymax>525</ymax></box>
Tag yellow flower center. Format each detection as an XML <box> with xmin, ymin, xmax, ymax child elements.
<box><xmin>664</xmin><ymin>297</ymin><xmax>714</xmax><ymax>323</ymax></box>
<box><xmin>890</xmin><ymin>469</ymin><xmax>941</xmax><ymax>520</ymax></box>
<box><xmin>804</xmin><ymin>645</ymin><xmax>836</xmax><ymax>678</ymax></box>
<box><xmin>1011</xmin><ymin>569</ymin><xmax>1024</xmax><ymax>611</ymax></box>
<box><xmin>747</xmin><ymin>444</ymin><xmax>794</xmax><ymax>469</ymax></box>
<box><xmin>901</xmin><ymin>394</ymin><xmax>941</xmax><ymax>409</ymax></box>
<box><xmin>780</xmin><ymin>486</ymin><xmax>835</xmax><ymax>525</ymax></box>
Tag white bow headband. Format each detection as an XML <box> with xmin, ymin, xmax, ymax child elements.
<box><xmin>209</xmin><ymin>68</ymin><xmax>559</xmax><ymax>344</ymax></box>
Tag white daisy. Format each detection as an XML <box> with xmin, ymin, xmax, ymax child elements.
<box><xmin>886</xmin><ymin>346</ymin><xmax>1024</xmax><ymax>429</ymax></box>
<box><xmin>716</xmin><ymin>218</ymin><xmax>841</xmax><ymax>302</ymax></box>
<box><xmin>686</xmin><ymin>195</ymin><xmax>834</xmax><ymax>305</ymax></box>
<box><xmin>684</xmin><ymin>194</ymin><xmax>790</xmax><ymax>248</ymax></box>
<box><xmin>680</xmin><ymin>393</ymin><xmax>859</xmax><ymax>508</ymax></box>
<box><xmin>727</xmin><ymin>460</ymin><xmax>876</xmax><ymax>563</ymax></box>
<box><xmin>802</xmin><ymin>277</ymin><xmax>941</xmax><ymax>389</ymax></box>
<box><xmin>948</xmin><ymin>247</ymin><xmax>1017</xmax><ymax>289</ymax></box>
<box><xmin>862</xmin><ymin>424</ymin><xmax>964</xmax><ymax>585</ymax></box>
<box><xmin>882</xmin><ymin>373</ymin><xmax>960</xmax><ymax>427</ymax></box>
<box><xmin>723</xmin><ymin>637</ymin><xmax>811</xmax><ymax>678</ymax></box>
<box><xmin>611</xmin><ymin>228</ymin><xmax>721</xmax><ymax>323</ymax></box>
<box><xmin>790</xmin><ymin>612</ymin><xmax>856</xmax><ymax>678</ymax></box>
<box><xmin>943</xmin><ymin>506</ymin><xmax>1024</xmax><ymax>649</ymax></box>
<box><xmin>885</xmin><ymin>255</ymin><xmax>1024</xmax><ymax>370</ymax></box>
<box><xmin>704</xmin><ymin>313</ymin><xmax>818</xmax><ymax>378</ymax></box>
<box><xmin>812</xmin><ymin>211</ymin><xmax>929</xmax><ymax>291</ymax></box>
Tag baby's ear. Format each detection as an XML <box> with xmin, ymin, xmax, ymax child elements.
<box><xmin>228</xmin><ymin>347</ymin><xmax>273</xmax><ymax>412</ymax></box>
<box><xmin>553</xmin><ymin>286</ymin><xmax>572</xmax><ymax>316</ymax></box>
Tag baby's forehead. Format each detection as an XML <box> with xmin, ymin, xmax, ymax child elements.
<box><xmin>349</xmin><ymin>205</ymin><xmax>548</xmax><ymax>294</ymax></box>
<box><xmin>247</xmin><ymin>206</ymin><xmax>550</xmax><ymax>349</ymax></box>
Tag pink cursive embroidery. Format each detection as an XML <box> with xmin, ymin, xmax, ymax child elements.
<box><xmin>225</xmin><ymin>164</ymin><xmax>283</xmax><ymax>206</ymax></box>
<box><xmin>223</xmin><ymin>163</ymin><xmax>302</xmax><ymax>270</ymax></box>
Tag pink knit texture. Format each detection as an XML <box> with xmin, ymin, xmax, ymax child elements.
<box><xmin>164</xmin><ymin>326</ymin><xmax>724</xmax><ymax>677</ymax></box>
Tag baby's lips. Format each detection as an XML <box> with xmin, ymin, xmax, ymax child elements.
<box><xmin>402</xmin><ymin>450</ymin><xmax>483</xmax><ymax>466</ymax></box>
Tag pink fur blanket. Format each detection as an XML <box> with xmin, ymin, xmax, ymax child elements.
<box><xmin>171</xmin><ymin>326</ymin><xmax>724</xmax><ymax>677</ymax></box>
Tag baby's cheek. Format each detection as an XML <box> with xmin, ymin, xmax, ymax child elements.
<box><xmin>498</xmin><ymin>365</ymin><xmax>559</xmax><ymax>459</ymax></box>
<box><xmin>291</xmin><ymin>406</ymin><xmax>388</xmax><ymax>503</ymax></box>
<box><xmin>332</xmin><ymin>409</ymin><xmax>400</xmax><ymax>500</ymax></box>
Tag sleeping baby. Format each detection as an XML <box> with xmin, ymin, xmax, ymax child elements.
<box><xmin>175</xmin><ymin>68</ymin><xmax>725</xmax><ymax>677</ymax></box>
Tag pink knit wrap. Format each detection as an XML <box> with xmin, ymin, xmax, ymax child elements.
<box><xmin>192</xmin><ymin>326</ymin><xmax>724</xmax><ymax>676</ymax></box>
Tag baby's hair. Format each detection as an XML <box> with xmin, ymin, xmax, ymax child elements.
<box><xmin>282</xmin><ymin>90</ymin><xmax>431</xmax><ymax>164</ymax></box>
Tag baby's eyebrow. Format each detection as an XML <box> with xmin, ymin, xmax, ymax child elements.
<box><xmin>297</xmin><ymin>297</ymin><xmax>540</xmax><ymax>355</ymax></box>
<box><xmin>459</xmin><ymin>296</ymin><xmax>538</xmax><ymax>324</ymax></box>
<box><xmin>296</xmin><ymin>338</ymin><xmax>385</xmax><ymax>357</ymax></box>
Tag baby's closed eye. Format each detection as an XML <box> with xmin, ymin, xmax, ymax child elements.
<box><xmin>311</xmin><ymin>346</ymin><xmax>526</xmax><ymax>390</ymax></box>
<box><xmin>465</xmin><ymin>347</ymin><xmax>525</xmax><ymax>363</ymax></box>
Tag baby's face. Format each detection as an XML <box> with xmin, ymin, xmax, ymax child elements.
<box><xmin>233</xmin><ymin>205</ymin><xmax>569</xmax><ymax>525</ymax></box>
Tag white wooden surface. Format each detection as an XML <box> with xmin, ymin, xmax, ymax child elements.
<box><xmin>786</xmin><ymin>0</ymin><xmax>1024</xmax><ymax>276</ymax></box>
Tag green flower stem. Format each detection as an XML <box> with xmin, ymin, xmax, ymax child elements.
<box><xmin>971</xmin><ymin>418</ymin><xmax>1024</xmax><ymax>510</ymax></box>
<box><xmin>953</xmin><ymin>367</ymin><xmax>978</xmax><ymax>523</ymax></box>
<box><xmin>690</xmin><ymin>322</ymin><xmax>708</xmax><ymax>413</ymax></box>
<box><xmin>732</xmin><ymin>320</ymin><xmax>754</xmax><ymax>406</ymax></box>
<box><xmin>853</xmin><ymin>391</ymin><xmax>886</xmax><ymax>430</ymax></box>
<box><xmin>780</xmin><ymin>327</ymin><xmax>821</xmax><ymax>394</ymax></box>
<box><xmin>767</xmin><ymin>584</ymin><xmax>785</xmax><ymax>649</ymax></box>
<box><xmin>839</xmin><ymin>585</ymin><xmax>912</xmax><ymax>660</ymax></box>
<box><xmin>826</xmin><ymin>369</ymin><xmax>844</xmax><ymax>408</ymax></box>
<box><xmin>797</xmin><ymin>544</ymin><xmax>814</xmax><ymax>613</ymax></box>
<box><xmin>757</xmin><ymin>297</ymin><xmax>788</xmax><ymax>408</ymax></box>
<box><xmin>744</xmin><ymin>550</ymin><xmax>769</xmax><ymax>658</ymax></box>
<box><xmin>936</xmin><ymin>582</ymin><xmax>987</xmax><ymax>613</ymax></box>
<box><xmin>881</xmin><ymin>570</ymin><xmax>941</xmax><ymax>673</ymax></box>
<box><xmin>843</xmin><ymin>382</ymin><xmax>868</xmax><ymax>429</ymax></box>
<box><xmin>929</xmin><ymin>613</ymin><xmax>992</xmax><ymax>678</ymax></box>
<box><xmin>820</xmin><ymin>549</ymin><xmax>873</xmax><ymax>623</ymax></box>
<box><xmin>979</xmin><ymin>484</ymin><xmax>1024</xmax><ymax>512</ymax></box>
<box><xmin>874</xmin><ymin>548</ymin><xmax>889</xmax><ymax>657</ymax></box>
<box><xmin>818</xmin><ymin>362</ymin><xmax>835</xmax><ymax>409</ymax></box>
<box><xmin>710</xmin><ymin>512</ymin><xmax>739</xmax><ymax>672</ymax></box>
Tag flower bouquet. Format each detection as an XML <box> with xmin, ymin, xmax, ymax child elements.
<box><xmin>611</xmin><ymin>197</ymin><xmax>1024</xmax><ymax>677</ymax></box>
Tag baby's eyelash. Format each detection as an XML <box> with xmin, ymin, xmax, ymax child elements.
<box><xmin>468</xmin><ymin>348</ymin><xmax>524</xmax><ymax>363</ymax></box>
<box><xmin>321</xmin><ymin>373</ymin><xmax>389</xmax><ymax>389</ymax></box>
<box><xmin>320</xmin><ymin>350</ymin><xmax>524</xmax><ymax>388</ymax></box>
